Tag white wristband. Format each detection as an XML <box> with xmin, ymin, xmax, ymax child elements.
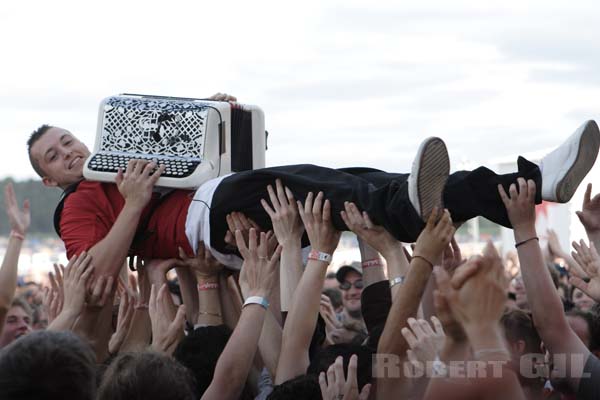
<box><xmin>243</xmin><ymin>296</ymin><xmax>269</xmax><ymax>310</ymax></box>
<box><xmin>389</xmin><ymin>276</ymin><xmax>405</xmax><ymax>288</ymax></box>
<box><xmin>308</xmin><ymin>250</ymin><xmax>332</xmax><ymax>263</ymax></box>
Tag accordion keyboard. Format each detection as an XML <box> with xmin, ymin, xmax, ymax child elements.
<box><xmin>87</xmin><ymin>152</ymin><xmax>200</xmax><ymax>178</ymax></box>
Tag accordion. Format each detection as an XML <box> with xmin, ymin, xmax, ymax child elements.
<box><xmin>83</xmin><ymin>94</ymin><xmax>267</xmax><ymax>188</ymax></box>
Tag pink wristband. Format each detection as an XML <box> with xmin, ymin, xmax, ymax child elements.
<box><xmin>198</xmin><ymin>282</ymin><xmax>219</xmax><ymax>291</ymax></box>
<box><xmin>362</xmin><ymin>259</ymin><xmax>384</xmax><ymax>268</ymax></box>
<box><xmin>10</xmin><ymin>231</ymin><xmax>25</xmax><ymax>241</ymax></box>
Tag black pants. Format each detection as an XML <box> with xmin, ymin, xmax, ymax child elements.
<box><xmin>209</xmin><ymin>157</ymin><xmax>541</xmax><ymax>254</ymax></box>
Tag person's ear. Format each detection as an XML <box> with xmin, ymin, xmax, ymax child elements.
<box><xmin>42</xmin><ymin>176</ymin><xmax>59</xmax><ymax>188</ymax></box>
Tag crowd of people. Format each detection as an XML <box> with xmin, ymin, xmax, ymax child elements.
<box><xmin>2</xmin><ymin>111</ymin><xmax>600</xmax><ymax>399</ymax></box>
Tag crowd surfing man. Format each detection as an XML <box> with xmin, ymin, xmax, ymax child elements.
<box><xmin>26</xmin><ymin>98</ymin><xmax>600</xmax><ymax>282</ymax></box>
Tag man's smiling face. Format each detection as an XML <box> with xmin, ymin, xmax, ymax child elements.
<box><xmin>29</xmin><ymin>127</ymin><xmax>91</xmax><ymax>188</ymax></box>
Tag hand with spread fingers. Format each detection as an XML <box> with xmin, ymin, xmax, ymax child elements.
<box><xmin>178</xmin><ymin>242</ymin><xmax>223</xmax><ymax>279</ymax></box>
<box><xmin>441</xmin><ymin>238</ymin><xmax>464</xmax><ymax>275</ymax></box>
<box><xmin>340</xmin><ymin>201</ymin><xmax>399</xmax><ymax>258</ymax></box>
<box><xmin>115</xmin><ymin>159</ymin><xmax>166</xmax><ymax>210</ymax></box>
<box><xmin>261</xmin><ymin>179</ymin><xmax>304</xmax><ymax>246</ymax></box>
<box><xmin>432</xmin><ymin>285</ymin><xmax>466</xmax><ymax>342</ymax></box>
<box><xmin>570</xmin><ymin>240</ymin><xmax>600</xmax><ymax>302</ymax></box>
<box><xmin>497</xmin><ymin>178</ymin><xmax>537</xmax><ymax>236</ymax></box>
<box><xmin>297</xmin><ymin>192</ymin><xmax>341</xmax><ymax>255</ymax></box>
<box><xmin>224</xmin><ymin>211</ymin><xmax>263</xmax><ymax>249</ymax></box>
<box><xmin>149</xmin><ymin>283</ymin><xmax>186</xmax><ymax>355</ymax></box>
<box><xmin>235</xmin><ymin>228</ymin><xmax>282</xmax><ymax>299</ymax></box>
<box><xmin>576</xmin><ymin>183</ymin><xmax>600</xmax><ymax>235</ymax></box>
<box><xmin>320</xmin><ymin>294</ymin><xmax>342</xmax><ymax>345</ymax></box>
<box><xmin>4</xmin><ymin>182</ymin><xmax>30</xmax><ymax>237</ymax></box>
<box><xmin>413</xmin><ymin>208</ymin><xmax>456</xmax><ymax>267</ymax></box>
<box><xmin>318</xmin><ymin>355</ymin><xmax>371</xmax><ymax>400</ymax></box>
<box><xmin>402</xmin><ymin>317</ymin><xmax>446</xmax><ymax>373</ymax></box>
<box><xmin>42</xmin><ymin>286</ymin><xmax>62</xmax><ymax>323</ymax></box>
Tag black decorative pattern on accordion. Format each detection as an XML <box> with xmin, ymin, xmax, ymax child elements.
<box><xmin>100</xmin><ymin>97</ymin><xmax>208</xmax><ymax>158</ymax></box>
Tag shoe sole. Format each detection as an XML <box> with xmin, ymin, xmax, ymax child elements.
<box><xmin>556</xmin><ymin>120</ymin><xmax>600</xmax><ymax>202</ymax></box>
<box><xmin>415</xmin><ymin>137</ymin><xmax>450</xmax><ymax>220</ymax></box>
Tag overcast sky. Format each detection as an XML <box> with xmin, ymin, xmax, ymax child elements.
<box><xmin>2</xmin><ymin>0</ymin><xmax>600</xmax><ymax>180</ymax></box>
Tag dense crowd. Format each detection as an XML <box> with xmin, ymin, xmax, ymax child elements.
<box><xmin>2</xmin><ymin>112</ymin><xmax>600</xmax><ymax>399</ymax></box>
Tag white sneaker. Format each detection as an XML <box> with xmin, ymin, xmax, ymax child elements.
<box><xmin>540</xmin><ymin>120</ymin><xmax>600</xmax><ymax>203</ymax></box>
<box><xmin>408</xmin><ymin>137</ymin><xmax>450</xmax><ymax>221</ymax></box>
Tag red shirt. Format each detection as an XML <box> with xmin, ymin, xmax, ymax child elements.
<box><xmin>60</xmin><ymin>181</ymin><xmax>194</xmax><ymax>259</ymax></box>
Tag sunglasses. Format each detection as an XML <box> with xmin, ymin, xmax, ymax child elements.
<box><xmin>339</xmin><ymin>280</ymin><xmax>364</xmax><ymax>291</ymax></box>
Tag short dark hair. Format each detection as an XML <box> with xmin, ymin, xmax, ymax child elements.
<box><xmin>173</xmin><ymin>325</ymin><xmax>232</xmax><ymax>397</ymax></box>
<box><xmin>0</xmin><ymin>330</ymin><xmax>97</xmax><ymax>400</ymax></box>
<box><xmin>27</xmin><ymin>124</ymin><xmax>54</xmax><ymax>178</ymax></box>
<box><xmin>267</xmin><ymin>374</ymin><xmax>321</xmax><ymax>400</ymax></box>
<box><xmin>11</xmin><ymin>297</ymin><xmax>33</xmax><ymax>320</ymax></box>
<box><xmin>500</xmin><ymin>309</ymin><xmax>541</xmax><ymax>355</ymax></box>
<box><xmin>307</xmin><ymin>343</ymin><xmax>373</xmax><ymax>390</ymax></box>
<box><xmin>566</xmin><ymin>310</ymin><xmax>600</xmax><ymax>351</ymax></box>
<box><xmin>97</xmin><ymin>351</ymin><xmax>196</xmax><ymax>400</ymax></box>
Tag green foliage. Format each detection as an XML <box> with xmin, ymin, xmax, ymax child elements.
<box><xmin>0</xmin><ymin>178</ymin><xmax>62</xmax><ymax>235</ymax></box>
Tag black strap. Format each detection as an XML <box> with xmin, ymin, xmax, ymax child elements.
<box><xmin>53</xmin><ymin>180</ymin><xmax>84</xmax><ymax>237</ymax></box>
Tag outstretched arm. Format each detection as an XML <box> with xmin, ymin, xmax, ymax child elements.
<box><xmin>499</xmin><ymin>178</ymin><xmax>589</xmax><ymax>390</ymax></box>
<box><xmin>0</xmin><ymin>183</ymin><xmax>30</xmax><ymax>330</ymax></box>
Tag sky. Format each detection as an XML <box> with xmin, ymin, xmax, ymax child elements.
<box><xmin>2</xmin><ymin>0</ymin><xmax>600</xmax><ymax>180</ymax></box>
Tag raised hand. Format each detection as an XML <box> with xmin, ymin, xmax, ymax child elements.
<box><xmin>108</xmin><ymin>289</ymin><xmax>136</xmax><ymax>355</ymax></box>
<box><xmin>149</xmin><ymin>283</ymin><xmax>186</xmax><ymax>355</ymax></box>
<box><xmin>320</xmin><ymin>294</ymin><xmax>342</xmax><ymax>344</ymax></box>
<box><xmin>432</xmin><ymin>284</ymin><xmax>466</xmax><ymax>342</ymax></box>
<box><xmin>4</xmin><ymin>183</ymin><xmax>30</xmax><ymax>236</ymax></box>
<box><xmin>576</xmin><ymin>183</ymin><xmax>600</xmax><ymax>234</ymax></box>
<box><xmin>115</xmin><ymin>159</ymin><xmax>165</xmax><ymax>210</ymax></box>
<box><xmin>86</xmin><ymin>275</ymin><xmax>115</xmax><ymax>309</ymax></box>
<box><xmin>297</xmin><ymin>192</ymin><xmax>341</xmax><ymax>255</ymax></box>
<box><xmin>224</xmin><ymin>211</ymin><xmax>263</xmax><ymax>249</ymax></box>
<box><xmin>318</xmin><ymin>355</ymin><xmax>371</xmax><ymax>400</ymax></box>
<box><xmin>497</xmin><ymin>178</ymin><xmax>537</xmax><ymax>234</ymax></box>
<box><xmin>402</xmin><ymin>317</ymin><xmax>446</xmax><ymax>375</ymax></box>
<box><xmin>435</xmin><ymin>242</ymin><xmax>507</xmax><ymax>332</ymax></box>
<box><xmin>235</xmin><ymin>228</ymin><xmax>282</xmax><ymax>298</ymax></box>
<box><xmin>61</xmin><ymin>252</ymin><xmax>94</xmax><ymax>318</ymax></box>
<box><xmin>178</xmin><ymin>242</ymin><xmax>223</xmax><ymax>279</ymax></box>
<box><xmin>570</xmin><ymin>240</ymin><xmax>600</xmax><ymax>302</ymax></box>
<box><xmin>441</xmin><ymin>238</ymin><xmax>464</xmax><ymax>275</ymax></box>
<box><xmin>413</xmin><ymin>208</ymin><xmax>455</xmax><ymax>266</ymax></box>
<box><xmin>261</xmin><ymin>179</ymin><xmax>304</xmax><ymax>246</ymax></box>
<box><xmin>340</xmin><ymin>202</ymin><xmax>399</xmax><ymax>258</ymax></box>
<box><xmin>208</xmin><ymin>92</ymin><xmax>237</xmax><ymax>102</ymax></box>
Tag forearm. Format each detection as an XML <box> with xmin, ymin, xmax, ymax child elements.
<box><xmin>176</xmin><ymin>267</ymin><xmax>199</xmax><ymax>323</ymax></box>
<box><xmin>279</xmin><ymin>242</ymin><xmax>303</xmax><ymax>312</ymax></box>
<box><xmin>359</xmin><ymin>241</ymin><xmax>386</xmax><ymax>287</ymax></box>
<box><xmin>87</xmin><ymin>204</ymin><xmax>142</xmax><ymax>278</ymax></box>
<box><xmin>0</xmin><ymin>236</ymin><xmax>24</xmax><ymax>308</ymax></box>
<box><xmin>196</xmin><ymin>274</ymin><xmax>223</xmax><ymax>326</ymax></box>
<box><xmin>275</xmin><ymin>259</ymin><xmax>327</xmax><ymax>384</ymax></box>
<box><xmin>383</xmin><ymin>246</ymin><xmax>410</xmax><ymax>300</ymax></box>
<box><xmin>378</xmin><ymin>258</ymin><xmax>432</xmax><ymax>356</ymax></box>
<box><xmin>514</xmin><ymin>227</ymin><xmax>572</xmax><ymax>343</ymax></box>
<box><xmin>47</xmin><ymin>309</ymin><xmax>79</xmax><ymax>332</ymax></box>
<box><xmin>202</xmin><ymin>305</ymin><xmax>267</xmax><ymax>400</ymax></box>
<box><xmin>241</xmin><ymin>281</ymin><xmax>282</xmax><ymax>378</ymax></box>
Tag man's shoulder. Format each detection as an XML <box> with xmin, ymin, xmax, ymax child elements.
<box><xmin>63</xmin><ymin>180</ymin><xmax>120</xmax><ymax>207</ymax></box>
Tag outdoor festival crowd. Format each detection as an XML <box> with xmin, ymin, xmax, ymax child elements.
<box><xmin>2</xmin><ymin>113</ymin><xmax>600</xmax><ymax>399</ymax></box>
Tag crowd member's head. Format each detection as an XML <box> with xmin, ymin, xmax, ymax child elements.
<box><xmin>0</xmin><ymin>330</ymin><xmax>96</xmax><ymax>400</ymax></box>
<box><xmin>97</xmin><ymin>351</ymin><xmax>196</xmax><ymax>400</ymax></box>
<box><xmin>572</xmin><ymin>287</ymin><xmax>595</xmax><ymax>312</ymax></box>
<box><xmin>268</xmin><ymin>374</ymin><xmax>321</xmax><ymax>400</ymax></box>
<box><xmin>336</xmin><ymin>263</ymin><xmax>363</xmax><ymax>320</ymax></box>
<box><xmin>173</xmin><ymin>325</ymin><xmax>242</xmax><ymax>398</ymax></box>
<box><xmin>27</xmin><ymin>124</ymin><xmax>90</xmax><ymax>189</ymax></box>
<box><xmin>500</xmin><ymin>308</ymin><xmax>543</xmax><ymax>391</ymax></box>
<box><xmin>0</xmin><ymin>297</ymin><xmax>32</xmax><ymax>348</ymax></box>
